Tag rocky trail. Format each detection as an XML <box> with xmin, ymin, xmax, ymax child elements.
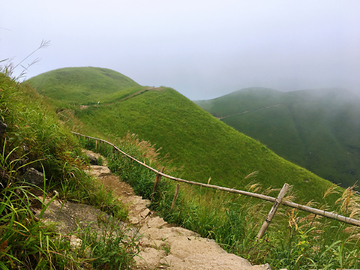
<box><xmin>36</xmin><ymin>151</ymin><xmax>271</xmax><ymax>269</ymax></box>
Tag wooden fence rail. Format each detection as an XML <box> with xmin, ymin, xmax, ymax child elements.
<box><xmin>71</xmin><ymin>131</ymin><xmax>360</xmax><ymax>232</ymax></box>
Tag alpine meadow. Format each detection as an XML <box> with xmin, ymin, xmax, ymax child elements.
<box><xmin>1</xmin><ymin>66</ymin><xmax>357</xmax><ymax>269</ymax></box>
<box><xmin>26</xmin><ymin>67</ymin><xmax>337</xmax><ymax>204</ymax></box>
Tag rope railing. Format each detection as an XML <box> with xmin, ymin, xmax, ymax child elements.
<box><xmin>71</xmin><ymin>131</ymin><xmax>360</xmax><ymax>230</ymax></box>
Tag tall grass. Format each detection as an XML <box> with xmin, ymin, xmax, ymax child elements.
<box><xmin>0</xmin><ymin>137</ymin><xmax>75</xmax><ymax>269</ymax></box>
<box><xmin>1</xmin><ymin>186</ymin><xmax>63</xmax><ymax>269</ymax></box>
<box><xmin>84</xmin><ymin>133</ymin><xmax>360</xmax><ymax>269</ymax></box>
<box><xmin>0</xmin><ymin>71</ymin><xmax>138</xmax><ymax>269</ymax></box>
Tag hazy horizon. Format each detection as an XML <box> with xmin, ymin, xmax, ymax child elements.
<box><xmin>2</xmin><ymin>1</ymin><xmax>360</xmax><ymax>100</ymax></box>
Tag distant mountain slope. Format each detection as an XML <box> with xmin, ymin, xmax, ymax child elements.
<box><xmin>27</xmin><ymin>68</ymin><xmax>338</xmax><ymax>204</ymax></box>
<box><xmin>27</xmin><ymin>67</ymin><xmax>141</xmax><ymax>105</ymax></box>
<box><xmin>195</xmin><ymin>87</ymin><xmax>360</xmax><ymax>188</ymax></box>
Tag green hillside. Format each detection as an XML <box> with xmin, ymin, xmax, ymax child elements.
<box><xmin>27</xmin><ymin>67</ymin><xmax>141</xmax><ymax>105</ymax></box>
<box><xmin>27</xmin><ymin>68</ymin><xmax>338</xmax><ymax>204</ymax></box>
<box><xmin>195</xmin><ymin>87</ymin><xmax>360</xmax><ymax>189</ymax></box>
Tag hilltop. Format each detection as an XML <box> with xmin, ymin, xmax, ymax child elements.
<box><xmin>27</xmin><ymin>68</ymin><xmax>338</xmax><ymax>204</ymax></box>
<box><xmin>27</xmin><ymin>67</ymin><xmax>141</xmax><ymax>105</ymax></box>
<box><xmin>195</xmin><ymin>87</ymin><xmax>360</xmax><ymax>189</ymax></box>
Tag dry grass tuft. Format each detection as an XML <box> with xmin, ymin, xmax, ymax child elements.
<box><xmin>323</xmin><ymin>185</ymin><xmax>339</xmax><ymax>199</ymax></box>
<box><xmin>335</xmin><ymin>184</ymin><xmax>360</xmax><ymax>219</ymax></box>
<box><xmin>118</xmin><ymin>132</ymin><xmax>179</xmax><ymax>175</ymax></box>
<box><xmin>245</xmin><ymin>182</ymin><xmax>262</xmax><ymax>194</ymax></box>
<box><xmin>244</xmin><ymin>171</ymin><xmax>258</xmax><ymax>179</ymax></box>
<box><xmin>349</xmin><ymin>233</ymin><xmax>360</xmax><ymax>240</ymax></box>
<box><xmin>288</xmin><ymin>209</ymin><xmax>299</xmax><ymax>230</ymax></box>
<box><xmin>342</xmin><ymin>226</ymin><xmax>359</xmax><ymax>234</ymax></box>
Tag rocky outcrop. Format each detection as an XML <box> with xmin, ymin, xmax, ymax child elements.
<box><xmin>87</xmin><ymin>153</ymin><xmax>98</xmax><ymax>165</ymax></box>
<box><xmin>35</xmin><ymin>197</ymin><xmax>122</xmax><ymax>236</ymax></box>
<box><xmin>21</xmin><ymin>167</ymin><xmax>46</xmax><ymax>187</ymax></box>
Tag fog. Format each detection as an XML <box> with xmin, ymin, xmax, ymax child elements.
<box><xmin>2</xmin><ymin>1</ymin><xmax>360</xmax><ymax>100</ymax></box>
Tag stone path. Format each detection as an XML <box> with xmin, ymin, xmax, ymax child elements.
<box><xmin>88</xmin><ymin>159</ymin><xmax>271</xmax><ymax>270</ymax></box>
<box><xmin>35</xmin><ymin>149</ymin><xmax>271</xmax><ymax>269</ymax></box>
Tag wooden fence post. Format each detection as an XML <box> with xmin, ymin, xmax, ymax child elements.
<box><xmin>256</xmin><ymin>183</ymin><xmax>290</xmax><ymax>239</ymax></box>
<box><xmin>171</xmin><ymin>184</ymin><xmax>180</xmax><ymax>210</ymax></box>
<box><xmin>151</xmin><ymin>167</ymin><xmax>165</xmax><ymax>201</ymax></box>
<box><xmin>69</xmin><ymin>132</ymin><xmax>360</xmax><ymax>228</ymax></box>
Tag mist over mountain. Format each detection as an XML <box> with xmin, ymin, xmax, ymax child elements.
<box><xmin>195</xmin><ymin>87</ymin><xmax>360</xmax><ymax>189</ymax></box>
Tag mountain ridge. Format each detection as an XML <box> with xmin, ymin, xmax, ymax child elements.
<box><xmin>195</xmin><ymin>87</ymin><xmax>360</xmax><ymax>189</ymax></box>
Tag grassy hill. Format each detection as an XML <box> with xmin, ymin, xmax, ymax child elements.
<box><xmin>27</xmin><ymin>67</ymin><xmax>142</xmax><ymax>105</ymax></box>
<box><xmin>24</xmin><ymin>67</ymin><xmax>360</xmax><ymax>268</ymax></box>
<box><xmin>27</xmin><ymin>68</ymin><xmax>339</xmax><ymax>204</ymax></box>
<box><xmin>195</xmin><ymin>87</ymin><xmax>360</xmax><ymax>189</ymax></box>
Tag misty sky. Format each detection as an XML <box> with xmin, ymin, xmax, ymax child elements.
<box><xmin>2</xmin><ymin>1</ymin><xmax>360</xmax><ymax>100</ymax></box>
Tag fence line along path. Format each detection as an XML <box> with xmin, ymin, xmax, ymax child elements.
<box><xmin>72</xmin><ymin>132</ymin><xmax>360</xmax><ymax>232</ymax></box>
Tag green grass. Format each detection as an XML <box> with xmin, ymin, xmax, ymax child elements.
<box><xmin>23</xmin><ymin>66</ymin><xmax>360</xmax><ymax>268</ymax></box>
<box><xmin>0</xmin><ymin>71</ymin><xmax>137</xmax><ymax>269</ymax></box>
<box><xmin>195</xmin><ymin>87</ymin><xmax>360</xmax><ymax>189</ymax></box>
<box><xmin>83</xmin><ymin>132</ymin><xmax>360</xmax><ymax>269</ymax></box>
<box><xmin>72</xmin><ymin>86</ymin><xmax>337</xmax><ymax>205</ymax></box>
<box><xmin>26</xmin><ymin>67</ymin><xmax>342</xmax><ymax>205</ymax></box>
<box><xmin>26</xmin><ymin>67</ymin><xmax>140</xmax><ymax>105</ymax></box>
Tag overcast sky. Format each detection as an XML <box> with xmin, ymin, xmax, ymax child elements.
<box><xmin>2</xmin><ymin>1</ymin><xmax>360</xmax><ymax>100</ymax></box>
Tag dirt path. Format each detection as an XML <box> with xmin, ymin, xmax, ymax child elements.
<box><xmin>88</xmin><ymin>160</ymin><xmax>271</xmax><ymax>269</ymax></box>
<box><xmin>77</xmin><ymin>87</ymin><xmax>164</xmax><ymax>110</ymax></box>
<box><xmin>215</xmin><ymin>104</ymin><xmax>281</xmax><ymax>120</ymax></box>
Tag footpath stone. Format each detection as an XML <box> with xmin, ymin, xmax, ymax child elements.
<box><xmin>88</xmin><ymin>153</ymin><xmax>271</xmax><ymax>270</ymax></box>
<box><xmin>36</xmin><ymin>149</ymin><xmax>272</xmax><ymax>269</ymax></box>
